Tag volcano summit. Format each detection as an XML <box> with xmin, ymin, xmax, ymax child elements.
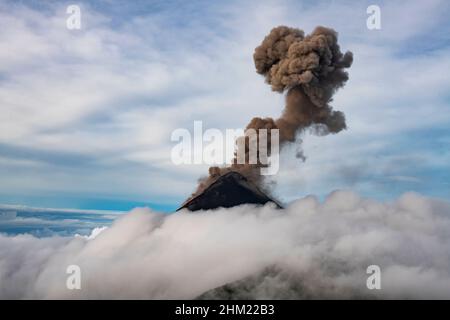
<box><xmin>177</xmin><ymin>171</ymin><xmax>282</xmax><ymax>211</ymax></box>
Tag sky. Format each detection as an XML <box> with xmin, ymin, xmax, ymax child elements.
<box><xmin>0</xmin><ymin>203</ymin><xmax>120</xmax><ymax>236</ymax></box>
<box><xmin>0</xmin><ymin>0</ymin><xmax>449</xmax><ymax>212</ymax></box>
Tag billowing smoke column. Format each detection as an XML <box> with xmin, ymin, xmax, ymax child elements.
<box><xmin>192</xmin><ymin>26</ymin><xmax>353</xmax><ymax>197</ymax></box>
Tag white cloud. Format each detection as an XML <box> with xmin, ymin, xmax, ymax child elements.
<box><xmin>0</xmin><ymin>191</ymin><xmax>449</xmax><ymax>299</ymax></box>
<box><xmin>75</xmin><ymin>226</ymin><xmax>108</xmax><ymax>240</ymax></box>
<box><xmin>0</xmin><ymin>0</ymin><xmax>448</xmax><ymax>203</ymax></box>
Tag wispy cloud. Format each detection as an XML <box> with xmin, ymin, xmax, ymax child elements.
<box><xmin>0</xmin><ymin>0</ymin><xmax>449</xmax><ymax>208</ymax></box>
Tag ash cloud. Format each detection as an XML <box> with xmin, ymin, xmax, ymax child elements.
<box><xmin>1</xmin><ymin>191</ymin><xmax>450</xmax><ymax>299</ymax></box>
<box><xmin>191</xmin><ymin>26</ymin><xmax>353</xmax><ymax>198</ymax></box>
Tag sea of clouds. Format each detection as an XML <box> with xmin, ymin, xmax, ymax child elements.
<box><xmin>1</xmin><ymin>190</ymin><xmax>450</xmax><ymax>299</ymax></box>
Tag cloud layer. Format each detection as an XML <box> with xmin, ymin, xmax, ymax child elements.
<box><xmin>1</xmin><ymin>191</ymin><xmax>449</xmax><ymax>299</ymax></box>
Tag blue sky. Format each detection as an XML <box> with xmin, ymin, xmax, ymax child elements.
<box><xmin>0</xmin><ymin>0</ymin><xmax>449</xmax><ymax>212</ymax></box>
<box><xmin>0</xmin><ymin>203</ymin><xmax>121</xmax><ymax>236</ymax></box>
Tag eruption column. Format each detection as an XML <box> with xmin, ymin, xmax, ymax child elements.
<box><xmin>190</xmin><ymin>25</ymin><xmax>353</xmax><ymax>199</ymax></box>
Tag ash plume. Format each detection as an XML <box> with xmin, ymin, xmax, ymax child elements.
<box><xmin>190</xmin><ymin>25</ymin><xmax>353</xmax><ymax>198</ymax></box>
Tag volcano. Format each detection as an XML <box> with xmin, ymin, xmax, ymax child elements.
<box><xmin>177</xmin><ymin>171</ymin><xmax>282</xmax><ymax>211</ymax></box>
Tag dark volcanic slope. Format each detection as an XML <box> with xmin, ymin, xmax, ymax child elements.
<box><xmin>177</xmin><ymin>171</ymin><xmax>282</xmax><ymax>211</ymax></box>
<box><xmin>196</xmin><ymin>266</ymin><xmax>376</xmax><ymax>300</ymax></box>
<box><xmin>196</xmin><ymin>267</ymin><xmax>303</xmax><ymax>300</ymax></box>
